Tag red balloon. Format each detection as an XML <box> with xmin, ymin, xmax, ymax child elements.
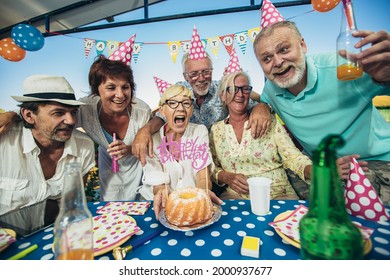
<box><xmin>0</xmin><ymin>38</ymin><xmax>26</xmax><ymax>62</ymax></box>
<box><xmin>312</xmin><ymin>0</ymin><xmax>341</xmax><ymax>12</ymax></box>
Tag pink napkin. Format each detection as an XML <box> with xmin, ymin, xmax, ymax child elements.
<box><xmin>344</xmin><ymin>158</ymin><xmax>390</xmax><ymax>222</ymax></box>
<box><xmin>0</xmin><ymin>228</ymin><xmax>16</xmax><ymax>251</ymax></box>
<box><xmin>96</xmin><ymin>201</ymin><xmax>151</xmax><ymax>215</ymax></box>
<box><xmin>269</xmin><ymin>205</ymin><xmax>374</xmax><ymax>242</ymax></box>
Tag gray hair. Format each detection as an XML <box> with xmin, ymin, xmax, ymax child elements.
<box><xmin>253</xmin><ymin>21</ymin><xmax>303</xmax><ymax>52</ymax></box>
<box><xmin>218</xmin><ymin>71</ymin><xmax>251</xmax><ymax>105</ymax></box>
<box><xmin>181</xmin><ymin>52</ymin><xmax>213</xmax><ymax>73</ymax></box>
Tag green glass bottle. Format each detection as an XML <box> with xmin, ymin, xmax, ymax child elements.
<box><xmin>299</xmin><ymin>135</ymin><xmax>364</xmax><ymax>259</ymax></box>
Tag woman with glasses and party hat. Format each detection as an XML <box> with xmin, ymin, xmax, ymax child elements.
<box><xmin>211</xmin><ymin>71</ymin><xmax>312</xmax><ymax>200</ymax></box>
<box><xmin>142</xmin><ymin>84</ymin><xmax>222</xmax><ymax>218</ymax></box>
<box><xmin>210</xmin><ymin>71</ymin><xmax>362</xmax><ymax>200</ymax></box>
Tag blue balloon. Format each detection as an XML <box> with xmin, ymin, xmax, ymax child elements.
<box><xmin>11</xmin><ymin>24</ymin><xmax>45</xmax><ymax>51</ymax></box>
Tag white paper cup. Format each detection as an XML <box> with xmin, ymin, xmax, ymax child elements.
<box><xmin>247</xmin><ymin>177</ymin><xmax>272</xmax><ymax>215</ymax></box>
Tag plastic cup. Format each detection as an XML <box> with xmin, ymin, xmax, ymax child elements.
<box><xmin>247</xmin><ymin>177</ymin><xmax>272</xmax><ymax>215</ymax></box>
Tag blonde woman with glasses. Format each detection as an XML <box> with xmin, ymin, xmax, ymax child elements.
<box><xmin>141</xmin><ymin>84</ymin><xmax>222</xmax><ymax>217</ymax></box>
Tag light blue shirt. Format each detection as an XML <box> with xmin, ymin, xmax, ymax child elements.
<box><xmin>261</xmin><ymin>52</ymin><xmax>390</xmax><ymax>160</ymax></box>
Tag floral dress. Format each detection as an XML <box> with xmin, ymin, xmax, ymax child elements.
<box><xmin>210</xmin><ymin>115</ymin><xmax>311</xmax><ymax>199</ymax></box>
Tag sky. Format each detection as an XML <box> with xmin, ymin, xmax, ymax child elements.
<box><xmin>0</xmin><ymin>0</ymin><xmax>389</xmax><ymax>111</ymax></box>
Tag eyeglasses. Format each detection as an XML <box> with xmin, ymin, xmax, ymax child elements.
<box><xmin>165</xmin><ymin>99</ymin><xmax>194</xmax><ymax>109</ymax></box>
<box><xmin>226</xmin><ymin>85</ymin><xmax>253</xmax><ymax>94</ymax></box>
<box><xmin>185</xmin><ymin>69</ymin><xmax>213</xmax><ymax>80</ymax></box>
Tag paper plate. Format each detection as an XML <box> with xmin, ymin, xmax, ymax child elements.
<box><xmin>53</xmin><ymin>213</ymin><xmax>140</xmax><ymax>257</ymax></box>
<box><xmin>0</xmin><ymin>228</ymin><xmax>16</xmax><ymax>252</ymax></box>
<box><xmin>273</xmin><ymin>211</ymin><xmax>372</xmax><ymax>255</ymax></box>
<box><xmin>159</xmin><ymin>204</ymin><xmax>222</xmax><ymax>232</ymax></box>
<box><xmin>93</xmin><ymin>213</ymin><xmax>140</xmax><ymax>256</ymax></box>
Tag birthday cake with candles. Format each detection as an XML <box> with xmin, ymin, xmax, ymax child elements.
<box><xmin>165</xmin><ymin>187</ymin><xmax>214</xmax><ymax>227</ymax></box>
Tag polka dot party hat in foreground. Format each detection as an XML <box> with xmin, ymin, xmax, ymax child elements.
<box><xmin>260</xmin><ymin>0</ymin><xmax>285</xmax><ymax>29</ymax></box>
<box><xmin>226</xmin><ymin>48</ymin><xmax>241</xmax><ymax>74</ymax></box>
<box><xmin>189</xmin><ymin>26</ymin><xmax>207</xmax><ymax>60</ymax></box>
<box><xmin>344</xmin><ymin>158</ymin><xmax>390</xmax><ymax>222</ymax></box>
<box><xmin>108</xmin><ymin>34</ymin><xmax>136</xmax><ymax>66</ymax></box>
<box><xmin>154</xmin><ymin>76</ymin><xmax>172</xmax><ymax>96</ymax></box>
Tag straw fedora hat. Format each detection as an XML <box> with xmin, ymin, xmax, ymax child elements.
<box><xmin>12</xmin><ymin>74</ymin><xmax>85</xmax><ymax>106</ymax></box>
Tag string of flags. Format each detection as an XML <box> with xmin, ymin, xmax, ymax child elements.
<box><xmin>83</xmin><ymin>26</ymin><xmax>261</xmax><ymax>64</ymax></box>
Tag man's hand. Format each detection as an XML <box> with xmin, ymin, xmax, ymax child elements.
<box><xmin>0</xmin><ymin>112</ymin><xmax>18</xmax><ymax>135</ymax></box>
<box><xmin>354</xmin><ymin>30</ymin><xmax>390</xmax><ymax>83</ymax></box>
<box><xmin>246</xmin><ymin>103</ymin><xmax>271</xmax><ymax>139</ymax></box>
<box><xmin>336</xmin><ymin>154</ymin><xmax>368</xmax><ymax>180</ymax></box>
<box><xmin>132</xmin><ymin>126</ymin><xmax>153</xmax><ymax>166</ymax></box>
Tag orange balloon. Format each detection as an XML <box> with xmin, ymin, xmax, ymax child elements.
<box><xmin>0</xmin><ymin>38</ymin><xmax>26</xmax><ymax>62</ymax></box>
<box><xmin>312</xmin><ymin>0</ymin><xmax>341</xmax><ymax>12</ymax></box>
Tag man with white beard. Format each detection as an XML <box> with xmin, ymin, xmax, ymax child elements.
<box><xmin>253</xmin><ymin>20</ymin><xmax>390</xmax><ymax>204</ymax></box>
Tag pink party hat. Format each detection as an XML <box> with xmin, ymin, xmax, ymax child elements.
<box><xmin>108</xmin><ymin>34</ymin><xmax>136</xmax><ymax>66</ymax></box>
<box><xmin>189</xmin><ymin>26</ymin><xmax>207</xmax><ymax>60</ymax></box>
<box><xmin>344</xmin><ymin>158</ymin><xmax>390</xmax><ymax>222</ymax></box>
<box><xmin>154</xmin><ymin>76</ymin><xmax>172</xmax><ymax>96</ymax></box>
<box><xmin>226</xmin><ymin>48</ymin><xmax>241</xmax><ymax>74</ymax></box>
<box><xmin>260</xmin><ymin>0</ymin><xmax>285</xmax><ymax>29</ymax></box>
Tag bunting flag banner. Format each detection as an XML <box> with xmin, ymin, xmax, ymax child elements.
<box><xmin>181</xmin><ymin>41</ymin><xmax>191</xmax><ymax>53</ymax></box>
<box><xmin>235</xmin><ymin>31</ymin><xmax>249</xmax><ymax>55</ymax></box>
<box><xmin>84</xmin><ymin>38</ymin><xmax>95</xmax><ymax>58</ymax></box>
<box><xmin>133</xmin><ymin>42</ymin><xmax>143</xmax><ymax>64</ymax></box>
<box><xmin>95</xmin><ymin>40</ymin><xmax>107</xmax><ymax>56</ymax></box>
<box><xmin>107</xmin><ymin>41</ymin><xmax>119</xmax><ymax>56</ymax></box>
<box><xmin>248</xmin><ymin>27</ymin><xmax>261</xmax><ymax>42</ymax></box>
<box><xmin>167</xmin><ymin>41</ymin><xmax>181</xmax><ymax>63</ymax></box>
<box><xmin>207</xmin><ymin>37</ymin><xmax>220</xmax><ymax>58</ymax></box>
<box><xmin>219</xmin><ymin>34</ymin><xmax>235</xmax><ymax>56</ymax></box>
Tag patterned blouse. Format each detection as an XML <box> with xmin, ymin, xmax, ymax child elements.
<box><xmin>209</xmin><ymin>115</ymin><xmax>312</xmax><ymax>199</ymax></box>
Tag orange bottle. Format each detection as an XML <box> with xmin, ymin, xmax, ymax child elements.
<box><xmin>336</xmin><ymin>0</ymin><xmax>362</xmax><ymax>81</ymax></box>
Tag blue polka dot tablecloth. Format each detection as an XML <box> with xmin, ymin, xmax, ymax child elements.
<box><xmin>1</xmin><ymin>200</ymin><xmax>389</xmax><ymax>260</ymax></box>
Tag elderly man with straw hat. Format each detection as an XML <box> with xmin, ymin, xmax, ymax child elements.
<box><xmin>0</xmin><ymin>74</ymin><xmax>95</xmax><ymax>216</ymax></box>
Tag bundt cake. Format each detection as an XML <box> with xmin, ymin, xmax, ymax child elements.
<box><xmin>164</xmin><ymin>187</ymin><xmax>214</xmax><ymax>227</ymax></box>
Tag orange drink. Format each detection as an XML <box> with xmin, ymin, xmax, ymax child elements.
<box><xmin>56</xmin><ymin>248</ymin><xmax>94</xmax><ymax>260</ymax></box>
<box><xmin>337</xmin><ymin>63</ymin><xmax>363</xmax><ymax>81</ymax></box>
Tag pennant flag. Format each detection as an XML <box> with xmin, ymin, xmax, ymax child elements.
<box><xmin>84</xmin><ymin>38</ymin><xmax>95</xmax><ymax>58</ymax></box>
<box><xmin>107</xmin><ymin>41</ymin><xmax>119</xmax><ymax>56</ymax></box>
<box><xmin>167</xmin><ymin>41</ymin><xmax>181</xmax><ymax>64</ymax></box>
<box><xmin>207</xmin><ymin>37</ymin><xmax>220</xmax><ymax>58</ymax></box>
<box><xmin>235</xmin><ymin>31</ymin><xmax>248</xmax><ymax>55</ymax></box>
<box><xmin>345</xmin><ymin>158</ymin><xmax>390</xmax><ymax>222</ymax></box>
<box><xmin>109</xmin><ymin>34</ymin><xmax>136</xmax><ymax>66</ymax></box>
<box><xmin>95</xmin><ymin>40</ymin><xmax>107</xmax><ymax>56</ymax></box>
<box><xmin>219</xmin><ymin>34</ymin><xmax>235</xmax><ymax>56</ymax></box>
<box><xmin>181</xmin><ymin>41</ymin><xmax>191</xmax><ymax>53</ymax></box>
<box><xmin>133</xmin><ymin>42</ymin><xmax>143</xmax><ymax>64</ymax></box>
<box><xmin>154</xmin><ymin>76</ymin><xmax>172</xmax><ymax>96</ymax></box>
<box><xmin>248</xmin><ymin>27</ymin><xmax>261</xmax><ymax>42</ymax></box>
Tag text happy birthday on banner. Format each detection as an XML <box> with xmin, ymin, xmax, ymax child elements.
<box><xmin>80</xmin><ymin>26</ymin><xmax>261</xmax><ymax>64</ymax></box>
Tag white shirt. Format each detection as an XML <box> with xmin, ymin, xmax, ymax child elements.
<box><xmin>77</xmin><ymin>95</ymin><xmax>152</xmax><ymax>201</ymax></box>
<box><xmin>0</xmin><ymin>123</ymin><xmax>95</xmax><ymax>215</ymax></box>
<box><xmin>141</xmin><ymin>123</ymin><xmax>214</xmax><ymax>199</ymax></box>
